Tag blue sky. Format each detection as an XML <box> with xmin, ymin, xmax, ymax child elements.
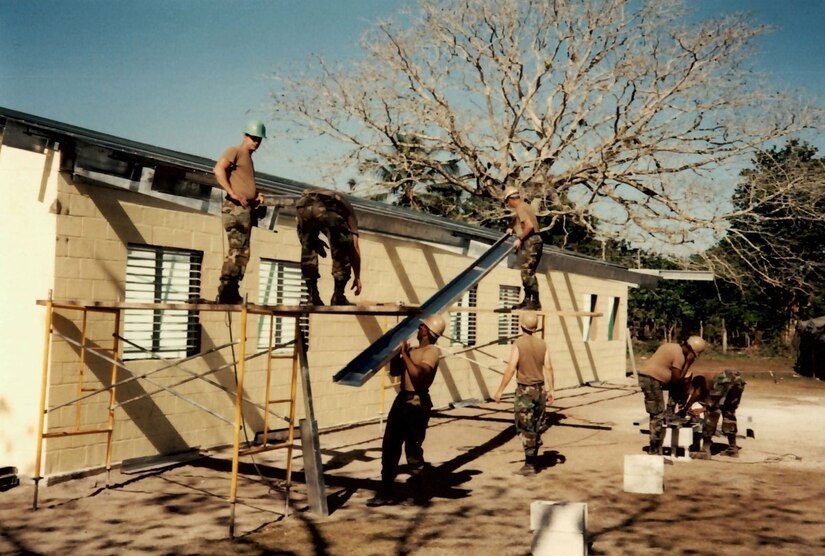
<box><xmin>1</xmin><ymin>0</ymin><xmax>823</xmax><ymax>187</ymax></box>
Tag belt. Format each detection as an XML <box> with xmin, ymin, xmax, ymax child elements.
<box><xmin>225</xmin><ymin>195</ymin><xmax>258</xmax><ymax>208</ymax></box>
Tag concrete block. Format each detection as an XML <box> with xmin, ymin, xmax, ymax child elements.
<box><xmin>663</xmin><ymin>426</ymin><xmax>696</xmax><ymax>460</ymax></box>
<box><xmin>623</xmin><ymin>454</ymin><xmax>664</xmax><ymax>494</ymax></box>
<box><xmin>530</xmin><ymin>501</ymin><xmax>588</xmax><ymax>556</ymax></box>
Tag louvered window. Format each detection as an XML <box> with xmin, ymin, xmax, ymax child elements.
<box><xmin>498</xmin><ymin>285</ymin><xmax>520</xmax><ymax>342</ymax></box>
<box><xmin>449</xmin><ymin>285</ymin><xmax>477</xmax><ymax>346</ymax></box>
<box><xmin>258</xmin><ymin>259</ymin><xmax>308</xmax><ymax>351</ymax></box>
<box><xmin>123</xmin><ymin>245</ymin><xmax>202</xmax><ymax>360</ymax></box>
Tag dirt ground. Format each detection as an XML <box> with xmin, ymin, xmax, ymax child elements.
<box><xmin>2</xmin><ymin>356</ymin><xmax>825</xmax><ymax>555</ymax></box>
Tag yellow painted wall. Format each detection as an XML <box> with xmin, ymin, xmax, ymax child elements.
<box><xmin>0</xmin><ymin>145</ymin><xmax>59</xmax><ymax>477</ymax></box>
<box><xmin>34</xmin><ymin>168</ymin><xmax>628</xmax><ymax>477</ymax></box>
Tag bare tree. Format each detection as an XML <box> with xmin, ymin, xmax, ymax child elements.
<box><xmin>702</xmin><ymin>140</ymin><xmax>824</xmax><ymax>300</ymax></box>
<box><xmin>270</xmin><ymin>0</ymin><xmax>824</xmax><ymax>254</ymax></box>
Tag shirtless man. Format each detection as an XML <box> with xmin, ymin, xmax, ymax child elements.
<box><xmin>638</xmin><ymin>336</ymin><xmax>707</xmax><ymax>454</ymax></box>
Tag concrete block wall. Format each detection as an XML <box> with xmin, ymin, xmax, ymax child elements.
<box><xmin>37</xmin><ymin>174</ymin><xmax>629</xmax><ymax>476</ymax></box>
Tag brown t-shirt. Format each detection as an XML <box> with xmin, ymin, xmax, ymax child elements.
<box><xmin>512</xmin><ymin>201</ymin><xmax>539</xmax><ymax>239</ymax></box>
<box><xmin>403</xmin><ymin>344</ymin><xmax>440</xmax><ymax>392</ymax></box>
<box><xmin>515</xmin><ymin>334</ymin><xmax>547</xmax><ymax>385</ymax></box>
<box><xmin>220</xmin><ymin>145</ymin><xmax>257</xmax><ymax>201</ymax></box>
<box><xmin>639</xmin><ymin>343</ymin><xmax>686</xmax><ymax>384</ymax></box>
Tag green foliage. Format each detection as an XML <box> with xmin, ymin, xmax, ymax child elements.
<box><xmin>628</xmin><ymin>140</ymin><xmax>825</xmax><ymax>348</ymax></box>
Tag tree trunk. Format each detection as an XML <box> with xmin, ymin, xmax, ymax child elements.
<box><xmin>721</xmin><ymin>318</ymin><xmax>728</xmax><ymax>354</ymax></box>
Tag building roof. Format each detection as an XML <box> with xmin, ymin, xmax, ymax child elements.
<box><xmin>1</xmin><ymin>106</ymin><xmax>658</xmax><ymax>288</ymax></box>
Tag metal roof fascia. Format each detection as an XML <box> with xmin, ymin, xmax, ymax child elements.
<box><xmin>1</xmin><ymin>106</ymin><xmax>657</xmax><ymax>288</ymax></box>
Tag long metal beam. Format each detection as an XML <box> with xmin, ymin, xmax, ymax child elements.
<box><xmin>333</xmin><ymin>234</ymin><xmax>516</xmax><ymax>387</ymax></box>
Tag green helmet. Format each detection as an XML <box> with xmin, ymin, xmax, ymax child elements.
<box><xmin>243</xmin><ymin>119</ymin><xmax>267</xmax><ymax>139</ymax></box>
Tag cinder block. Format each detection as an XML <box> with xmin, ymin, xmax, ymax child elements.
<box><xmin>623</xmin><ymin>454</ymin><xmax>664</xmax><ymax>494</ymax></box>
<box><xmin>530</xmin><ymin>501</ymin><xmax>588</xmax><ymax>556</ymax></box>
<box><xmin>663</xmin><ymin>426</ymin><xmax>695</xmax><ymax>460</ymax></box>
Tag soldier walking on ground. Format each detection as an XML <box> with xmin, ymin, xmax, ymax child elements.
<box><xmin>367</xmin><ymin>315</ymin><xmax>445</xmax><ymax>507</ymax></box>
<box><xmin>213</xmin><ymin>120</ymin><xmax>267</xmax><ymax>304</ymax></box>
<box><xmin>504</xmin><ymin>186</ymin><xmax>543</xmax><ymax>310</ymax></box>
<box><xmin>494</xmin><ymin>312</ymin><xmax>555</xmax><ymax>475</ymax></box>
<box><xmin>679</xmin><ymin>368</ymin><xmax>746</xmax><ymax>460</ymax></box>
<box><xmin>295</xmin><ymin>188</ymin><xmax>362</xmax><ymax>305</ymax></box>
<box><xmin>637</xmin><ymin>336</ymin><xmax>708</xmax><ymax>455</ymax></box>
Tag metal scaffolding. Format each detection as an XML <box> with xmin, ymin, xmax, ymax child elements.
<box><xmin>32</xmin><ymin>294</ymin><xmax>418</xmax><ymax>536</ymax></box>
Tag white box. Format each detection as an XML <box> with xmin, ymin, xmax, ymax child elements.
<box><xmin>530</xmin><ymin>501</ymin><xmax>588</xmax><ymax>556</ymax></box>
<box><xmin>623</xmin><ymin>454</ymin><xmax>664</xmax><ymax>494</ymax></box>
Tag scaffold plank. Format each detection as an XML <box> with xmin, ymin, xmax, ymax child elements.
<box><xmin>36</xmin><ymin>299</ymin><xmax>420</xmax><ymax>316</ymax></box>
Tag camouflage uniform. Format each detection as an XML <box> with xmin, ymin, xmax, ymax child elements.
<box><xmin>219</xmin><ymin>199</ymin><xmax>260</xmax><ymax>297</ymax></box>
<box><xmin>638</xmin><ymin>374</ymin><xmax>666</xmax><ymax>453</ymax></box>
<box><xmin>296</xmin><ymin>190</ymin><xmax>356</xmax><ymax>282</ymax></box>
<box><xmin>519</xmin><ymin>235</ymin><xmax>543</xmax><ymax>299</ymax></box>
<box><xmin>509</xmin><ymin>198</ymin><xmax>543</xmax><ymax>309</ymax></box>
<box><xmin>514</xmin><ymin>383</ymin><xmax>547</xmax><ymax>458</ymax></box>
<box><xmin>701</xmin><ymin>369</ymin><xmax>746</xmax><ymax>442</ymax></box>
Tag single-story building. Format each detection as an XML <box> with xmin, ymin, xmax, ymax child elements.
<box><xmin>0</xmin><ymin>106</ymin><xmax>657</xmax><ymax>480</ymax></box>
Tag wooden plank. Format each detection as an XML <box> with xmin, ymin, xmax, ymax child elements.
<box><xmin>36</xmin><ymin>299</ymin><xmax>420</xmax><ymax>316</ymax></box>
<box><xmin>448</xmin><ymin>306</ymin><xmax>603</xmax><ymax>317</ymax></box>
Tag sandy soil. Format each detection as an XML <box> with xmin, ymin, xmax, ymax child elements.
<box><xmin>2</xmin><ymin>356</ymin><xmax>824</xmax><ymax>555</ymax></box>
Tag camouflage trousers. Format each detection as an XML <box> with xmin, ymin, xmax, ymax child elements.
<box><xmin>638</xmin><ymin>374</ymin><xmax>666</xmax><ymax>450</ymax></box>
<box><xmin>702</xmin><ymin>370</ymin><xmax>746</xmax><ymax>440</ymax></box>
<box><xmin>514</xmin><ymin>383</ymin><xmax>547</xmax><ymax>458</ymax></box>
<box><xmin>220</xmin><ymin>200</ymin><xmax>256</xmax><ymax>284</ymax></box>
<box><xmin>381</xmin><ymin>391</ymin><xmax>432</xmax><ymax>486</ymax></box>
<box><xmin>297</xmin><ymin>200</ymin><xmax>354</xmax><ymax>281</ymax></box>
<box><xmin>519</xmin><ymin>235</ymin><xmax>543</xmax><ymax>295</ymax></box>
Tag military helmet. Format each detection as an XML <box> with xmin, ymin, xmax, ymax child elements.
<box><xmin>519</xmin><ymin>311</ymin><xmax>538</xmax><ymax>332</ymax></box>
<box><xmin>243</xmin><ymin>119</ymin><xmax>267</xmax><ymax>139</ymax></box>
<box><xmin>503</xmin><ymin>186</ymin><xmax>520</xmax><ymax>201</ymax></box>
<box><xmin>687</xmin><ymin>335</ymin><xmax>708</xmax><ymax>354</ymax></box>
<box><xmin>423</xmin><ymin>314</ymin><xmax>446</xmax><ymax>337</ymax></box>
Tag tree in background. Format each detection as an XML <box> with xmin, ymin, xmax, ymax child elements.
<box><xmin>702</xmin><ymin>140</ymin><xmax>825</xmax><ymax>345</ymax></box>
<box><xmin>272</xmin><ymin>0</ymin><xmax>823</xmax><ymax>261</ymax></box>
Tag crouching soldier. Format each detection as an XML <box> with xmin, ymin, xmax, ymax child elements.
<box><xmin>680</xmin><ymin>369</ymin><xmax>746</xmax><ymax>459</ymax></box>
<box><xmin>295</xmin><ymin>188</ymin><xmax>362</xmax><ymax>305</ymax></box>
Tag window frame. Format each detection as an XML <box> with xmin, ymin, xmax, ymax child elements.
<box><xmin>123</xmin><ymin>244</ymin><xmax>202</xmax><ymax>360</ymax></box>
<box><xmin>498</xmin><ymin>285</ymin><xmax>521</xmax><ymax>343</ymax></box>
<box><xmin>257</xmin><ymin>259</ymin><xmax>308</xmax><ymax>352</ymax></box>
<box><xmin>607</xmin><ymin>296</ymin><xmax>621</xmax><ymax>341</ymax></box>
<box><xmin>582</xmin><ymin>293</ymin><xmax>598</xmax><ymax>341</ymax></box>
<box><xmin>448</xmin><ymin>285</ymin><xmax>477</xmax><ymax>347</ymax></box>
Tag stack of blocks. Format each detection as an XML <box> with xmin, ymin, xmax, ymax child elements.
<box><xmin>663</xmin><ymin>424</ymin><xmax>698</xmax><ymax>459</ymax></box>
<box><xmin>530</xmin><ymin>501</ymin><xmax>588</xmax><ymax>556</ymax></box>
